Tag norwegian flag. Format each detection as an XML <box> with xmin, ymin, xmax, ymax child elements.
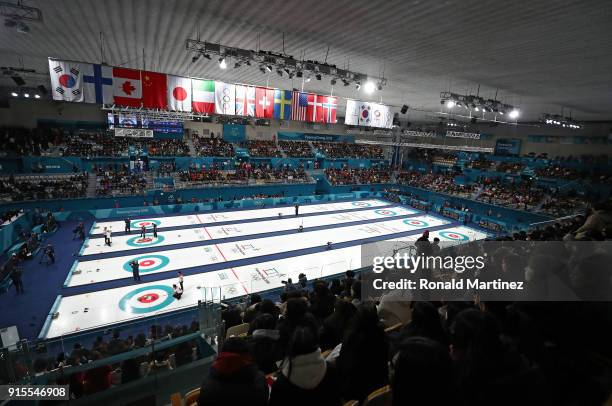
<box><xmin>291</xmin><ymin>91</ymin><xmax>308</xmax><ymax>121</ymax></box>
<box><xmin>320</xmin><ymin>96</ymin><xmax>338</xmax><ymax>123</ymax></box>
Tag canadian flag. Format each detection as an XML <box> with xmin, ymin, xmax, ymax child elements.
<box><xmin>113</xmin><ymin>67</ymin><xmax>142</xmax><ymax>107</ymax></box>
<box><xmin>167</xmin><ymin>75</ymin><xmax>191</xmax><ymax>112</ymax></box>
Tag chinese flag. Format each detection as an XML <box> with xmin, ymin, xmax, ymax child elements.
<box><xmin>255</xmin><ymin>87</ymin><xmax>274</xmax><ymax>118</ymax></box>
<box><xmin>142</xmin><ymin>71</ymin><xmax>167</xmax><ymax>109</ymax></box>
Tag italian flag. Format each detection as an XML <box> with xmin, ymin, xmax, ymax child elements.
<box><xmin>192</xmin><ymin>79</ymin><xmax>215</xmax><ymax>114</ymax></box>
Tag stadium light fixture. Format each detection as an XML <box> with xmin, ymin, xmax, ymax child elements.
<box><xmin>23</xmin><ymin>93</ymin><xmax>29</xmax><ymax>97</ymax></box>
<box><xmin>10</xmin><ymin>91</ymin><xmax>17</xmax><ymax>97</ymax></box>
<box><xmin>218</xmin><ymin>57</ymin><xmax>227</xmax><ymax>69</ymax></box>
<box><xmin>445</xmin><ymin>100</ymin><xmax>455</xmax><ymax>108</ymax></box>
<box><xmin>364</xmin><ymin>81</ymin><xmax>376</xmax><ymax>94</ymax></box>
<box><xmin>508</xmin><ymin>109</ymin><xmax>520</xmax><ymax>119</ymax></box>
<box><xmin>34</xmin><ymin>94</ymin><xmax>40</xmax><ymax>98</ymax></box>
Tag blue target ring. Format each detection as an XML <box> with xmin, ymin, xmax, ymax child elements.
<box><xmin>375</xmin><ymin>209</ymin><xmax>397</xmax><ymax>216</ymax></box>
<box><xmin>126</xmin><ymin>235</ymin><xmax>165</xmax><ymax>247</ymax></box>
<box><xmin>403</xmin><ymin>219</ymin><xmax>429</xmax><ymax>227</ymax></box>
<box><xmin>118</xmin><ymin>285</ymin><xmax>175</xmax><ymax>314</ymax></box>
<box><xmin>122</xmin><ymin>254</ymin><xmax>170</xmax><ymax>274</ymax></box>
<box><xmin>352</xmin><ymin>202</ymin><xmax>371</xmax><ymax>207</ymax></box>
<box><xmin>131</xmin><ymin>219</ymin><xmax>162</xmax><ymax>228</ymax></box>
<box><xmin>439</xmin><ymin>231</ymin><xmax>470</xmax><ymax>241</ymax></box>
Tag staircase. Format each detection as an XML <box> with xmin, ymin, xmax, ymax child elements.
<box><xmin>186</xmin><ymin>134</ymin><xmax>198</xmax><ymax>156</ymax></box>
<box><xmin>275</xmin><ymin>138</ymin><xmax>287</xmax><ymax>158</ymax></box>
<box><xmin>86</xmin><ymin>174</ymin><xmax>98</xmax><ymax>198</ymax></box>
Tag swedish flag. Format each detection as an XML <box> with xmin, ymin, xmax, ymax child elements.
<box><xmin>273</xmin><ymin>90</ymin><xmax>292</xmax><ymax>120</ymax></box>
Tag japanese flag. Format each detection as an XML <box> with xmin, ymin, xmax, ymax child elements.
<box><xmin>167</xmin><ymin>75</ymin><xmax>192</xmax><ymax>112</ymax></box>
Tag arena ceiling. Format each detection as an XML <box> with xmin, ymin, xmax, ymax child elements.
<box><xmin>1</xmin><ymin>0</ymin><xmax>611</xmax><ymax>122</ymax></box>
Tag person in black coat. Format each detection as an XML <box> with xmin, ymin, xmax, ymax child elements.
<box><xmin>130</xmin><ymin>260</ymin><xmax>140</xmax><ymax>281</ymax></box>
<box><xmin>336</xmin><ymin>304</ymin><xmax>389</xmax><ymax>403</ymax></box>
<box><xmin>10</xmin><ymin>267</ymin><xmax>24</xmax><ymax>294</ymax></box>
<box><xmin>247</xmin><ymin>313</ymin><xmax>282</xmax><ymax>374</ymax></box>
<box><xmin>153</xmin><ymin>223</ymin><xmax>158</xmax><ymax>238</ymax></box>
<box><xmin>269</xmin><ymin>324</ymin><xmax>341</xmax><ymax>406</ymax></box>
<box><xmin>124</xmin><ymin>218</ymin><xmax>131</xmax><ymax>234</ymax></box>
<box><xmin>197</xmin><ymin>338</ymin><xmax>268</xmax><ymax>406</ymax></box>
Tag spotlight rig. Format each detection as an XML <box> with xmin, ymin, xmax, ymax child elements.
<box><xmin>541</xmin><ymin>114</ymin><xmax>582</xmax><ymax>130</ymax></box>
<box><xmin>185</xmin><ymin>38</ymin><xmax>384</xmax><ymax>90</ymax></box>
<box><xmin>440</xmin><ymin>91</ymin><xmax>520</xmax><ymax>119</ymax></box>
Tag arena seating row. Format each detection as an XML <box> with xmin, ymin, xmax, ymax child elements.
<box><xmin>243</xmin><ymin>140</ymin><xmax>282</xmax><ymax>157</ymax></box>
<box><xmin>0</xmin><ymin>173</ymin><xmax>89</xmax><ymax>202</ymax></box>
<box><xmin>313</xmin><ymin>142</ymin><xmax>384</xmax><ymax>159</ymax></box>
<box><xmin>325</xmin><ymin>168</ymin><xmax>391</xmax><ymax>185</ymax></box>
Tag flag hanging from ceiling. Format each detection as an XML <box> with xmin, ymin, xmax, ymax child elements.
<box><xmin>344</xmin><ymin>99</ymin><xmax>360</xmax><ymax>126</ymax></box>
<box><xmin>273</xmin><ymin>90</ymin><xmax>293</xmax><ymax>120</ymax></box>
<box><xmin>142</xmin><ymin>71</ymin><xmax>167</xmax><ymax>109</ymax></box>
<box><xmin>49</xmin><ymin>59</ymin><xmax>84</xmax><ymax>102</ymax></box>
<box><xmin>291</xmin><ymin>91</ymin><xmax>308</xmax><ymax>121</ymax></box>
<box><xmin>358</xmin><ymin>102</ymin><xmax>372</xmax><ymax>126</ymax></box>
<box><xmin>344</xmin><ymin>99</ymin><xmax>393</xmax><ymax>128</ymax></box>
<box><xmin>320</xmin><ymin>96</ymin><xmax>338</xmax><ymax>123</ymax></box>
<box><xmin>235</xmin><ymin>85</ymin><xmax>256</xmax><ymax>117</ymax></box>
<box><xmin>82</xmin><ymin>63</ymin><xmax>113</xmax><ymax>104</ymax></box>
<box><xmin>192</xmin><ymin>79</ymin><xmax>215</xmax><ymax>114</ymax></box>
<box><xmin>215</xmin><ymin>81</ymin><xmax>236</xmax><ymax>115</ymax></box>
<box><xmin>112</xmin><ymin>67</ymin><xmax>142</xmax><ymax>107</ymax></box>
<box><xmin>255</xmin><ymin>87</ymin><xmax>274</xmax><ymax>118</ymax></box>
<box><xmin>306</xmin><ymin>93</ymin><xmax>324</xmax><ymax>123</ymax></box>
<box><xmin>370</xmin><ymin>102</ymin><xmax>393</xmax><ymax>128</ymax></box>
<box><xmin>167</xmin><ymin>75</ymin><xmax>192</xmax><ymax>112</ymax></box>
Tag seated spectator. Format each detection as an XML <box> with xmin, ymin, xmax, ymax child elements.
<box><xmin>83</xmin><ymin>351</ymin><xmax>112</xmax><ymax>394</ymax></box>
<box><xmin>336</xmin><ymin>304</ymin><xmax>389</xmax><ymax>402</ymax></box>
<box><xmin>320</xmin><ymin>299</ymin><xmax>356</xmax><ymax>351</ymax></box>
<box><xmin>247</xmin><ymin>313</ymin><xmax>282</xmax><ymax>374</ymax></box>
<box><xmin>269</xmin><ymin>325</ymin><xmax>341</xmax><ymax>406</ymax></box>
<box><xmin>197</xmin><ymin>338</ymin><xmax>268</xmax><ymax>406</ymax></box>
<box><xmin>390</xmin><ymin>337</ymin><xmax>454</xmax><ymax>406</ymax></box>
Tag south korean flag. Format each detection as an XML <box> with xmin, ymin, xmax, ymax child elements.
<box><xmin>49</xmin><ymin>59</ymin><xmax>84</xmax><ymax>102</ymax></box>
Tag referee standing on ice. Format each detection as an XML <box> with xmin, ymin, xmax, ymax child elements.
<box><xmin>130</xmin><ymin>260</ymin><xmax>141</xmax><ymax>281</ymax></box>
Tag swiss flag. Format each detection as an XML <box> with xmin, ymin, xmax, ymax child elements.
<box><xmin>113</xmin><ymin>67</ymin><xmax>142</xmax><ymax>107</ymax></box>
<box><xmin>255</xmin><ymin>87</ymin><xmax>274</xmax><ymax>118</ymax></box>
<box><xmin>306</xmin><ymin>94</ymin><xmax>325</xmax><ymax>123</ymax></box>
<box><xmin>142</xmin><ymin>71</ymin><xmax>167</xmax><ymax>109</ymax></box>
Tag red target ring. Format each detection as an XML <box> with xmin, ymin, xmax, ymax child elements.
<box><xmin>137</xmin><ymin>293</ymin><xmax>160</xmax><ymax>303</ymax></box>
<box><xmin>140</xmin><ymin>260</ymin><xmax>155</xmax><ymax>267</ymax></box>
